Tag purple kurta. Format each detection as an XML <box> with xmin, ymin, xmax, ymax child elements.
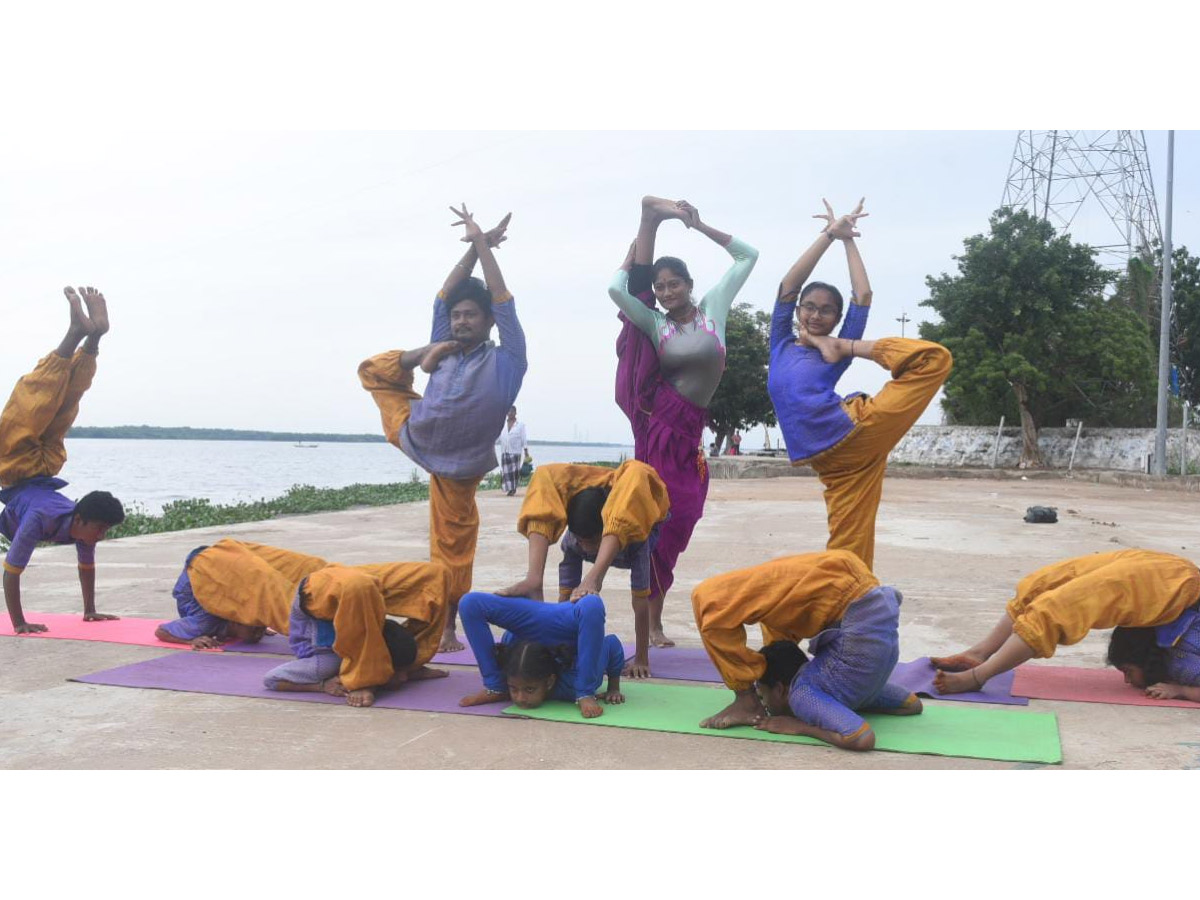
<box><xmin>0</xmin><ymin>476</ymin><xmax>94</xmax><ymax>574</ymax></box>
<box><xmin>614</xmin><ymin>266</ymin><xmax>709</xmax><ymax>602</ymax></box>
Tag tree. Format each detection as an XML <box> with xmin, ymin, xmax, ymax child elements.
<box><xmin>708</xmin><ymin>302</ymin><xmax>776</xmax><ymax>453</ymax></box>
<box><xmin>920</xmin><ymin>208</ymin><xmax>1156</xmax><ymax>467</ymax></box>
<box><xmin>1113</xmin><ymin>244</ymin><xmax>1200</xmax><ymax>410</ymax></box>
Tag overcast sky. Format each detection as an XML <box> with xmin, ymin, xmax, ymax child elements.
<box><xmin>2</xmin><ymin>130</ymin><xmax>1196</xmax><ymax>447</ymax></box>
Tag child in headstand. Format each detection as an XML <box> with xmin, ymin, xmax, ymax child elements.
<box><xmin>263</xmin><ymin>564</ymin><xmax>448</xmax><ymax>707</ymax></box>
<box><xmin>692</xmin><ymin>550</ymin><xmax>920</xmax><ymax>750</ymax></box>
<box><xmin>496</xmin><ymin>460</ymin><xmax>670</xmax><ymax>677</ymax></box>
<box><xmin>767</xmin><ymin>200</ymin><xmax>951</xmax><ymax>573</ymax></box>
<box><xmin>457</xmin><ymin>591</ymin><xmax>625</xmax><ymax>718</ymax></box>
<box><xmin>2</xmin><ymin>287</ymin><xmax>125</xmax><ymax>633</ymax></box>
<box><xmin>932</xmin><ymin>549</ymin><xmax>1200</xmax><ymax>698</ymax></box>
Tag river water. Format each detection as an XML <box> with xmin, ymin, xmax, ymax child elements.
<box><xmin>51</xmin><ymin>439</ymin><xmax>633</xmax><ymax>513</ymax></box>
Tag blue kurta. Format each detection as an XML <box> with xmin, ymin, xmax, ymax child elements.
<box><xmin>767</xmin><ymin>297</ymin><xmax>870</xmax><ymax>463</ymax></box>
<box><xmin>398</xmin><ymin>292</ymin><xmax>527</xmax><ymax>480</ymax></box>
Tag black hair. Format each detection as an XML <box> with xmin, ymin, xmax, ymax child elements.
<box><xmin>652</xmin><ymin>256</ymin><xmax>693</xmax><ymax>288</ymax></box>
<box><xmin>566</xmin><ymin>486</ymin><xmax>609</xmax><ymax>540</ymax></box>
<box><xmin>1106</xmin><ymin>627</ymin><xmax>1170</xmax><ymax>686</ymax></box>
<box><xmin>756</xmin><ymin>640</ymin><xmax>809</xmax><ymax>687</ymax></box>
<box><xmin>495</xmin><ymin>639</ymin><xmax>574</xmax><ymax>681</ymax></box>
<box><xmin>383</xmin><ymin>619</ymin><xmax>418</xmax><ymax>671</ymax></box>
<box><xmin>75</xmin><ymin>491</ymin><xmax>125</xmax><ymax>526</ymax></box>
<box><xmin>446</xmin><ymin>276</ymin><xmax>493</xmax><ymax>317</ymax></box>
<box><xmin>799</xmin><ymin>281</ymin><xmax>845</xmax><ymax>316</ymax></box>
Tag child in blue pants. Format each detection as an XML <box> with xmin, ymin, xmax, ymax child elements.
<box><xmin>457</xmin><ymin>591</ymin><xmax>625</xmax><ymax>718</ymax></box>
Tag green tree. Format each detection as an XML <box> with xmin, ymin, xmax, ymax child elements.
<box><xmin>708</xmin><ymin>302</ymin><xmax>776</xmax><ymax>453</ymax></box>
<box><xmin>920</xmin><ymin>208</ymin><xmax>1156</xmax><ymax>467</ymax></box>
<box><xmin>1113</xmin><ymin>244</ymin><xmax>1200</xmax><ymax>410</ymax></box>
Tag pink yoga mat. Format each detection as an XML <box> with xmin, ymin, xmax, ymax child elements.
<box><xmin>1</xmin><ymin>612</ymin><xmax>212</xmax><ymax>651</ymax></box>
<box><xmin>1012</xmin><ymin>665</ymin><xmax>1200</xmax><ymax>709</ymax></box>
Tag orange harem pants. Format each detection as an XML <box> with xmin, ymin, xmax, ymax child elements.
<box><xmin>802</xmin><ymin>338</ymin><xmax>952</xmax><ymax>572</ymax></box>
<box><xmin>188</xmin><ymin>539</ymin><xmax>332</xmax><ymax>634</ymax></box>
<box><xmin>305</xmin><ymin>561</ymin><xmax>449</xmax><ymax>691</ymax></box>
<box><xmin>0</xmin><ymin>350</ymin><xmax>97</xmax><ymax>487</ymax></box>
<box><xmin>358</xmin><ymin>350</ymin><xmax>481</xmax><ymax>608</ymax></box>
<box><xmin>517</xmin><ymin>460</ymin><xmax>670</xmax><ymax>548</ymax></box>
<box><xmin>692</xmin><ymin>550</ymin><xmax>880</xmax><ymax>691</ymax></box>
<box><xmin>1006</xmin><ymin>549</ymin><xmax>1200</xmax><ymax>659</ymax></box>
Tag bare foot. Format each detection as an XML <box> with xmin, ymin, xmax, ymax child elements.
<box><xmin>650</xmin><ymin>629</ymin><xmax>675</xmax><ymax>648</ymax></box>
<box><xmin>78</xmin><ymin>286</ymin><xmax>109</xmax><ymax>334</ymax></box>
<box><xmin>797</xmin><ymin>328</ymin><xmax>845</xmax><ymax>364</ymax></box>
<box><xmin>322</xmin><ymin>677</ymin><xmax>347</xmax><ymax>697</ymax></box>
<box><xmin>929</xmin><ymin>651</ymin><xmax>984</xmax><ymax>672</ymax></box>
<box><xmin>495</xmin><ymin>577</ymin><xmax>544</xmax><ymax>601</ymax></box>
<box><xmin>578</xmin><ymin>696</ymin><xmax>604</xmax><ymax>719</ymax></box>
<box><xmin>933</xmin><ymin>667</ymin><xmax>985</xmax><ymax>695</ymax></box>
<box><xmin>14</xmin><ymin>622</ymin><xmax>49</xmax><ymax>635</ymax></box>
<box><xmin>420</xmin><ymin>340</ymin><xmax>461</xmax><ymax>374</ymax></box>
<box><xmin>438</xmin><ymin>628</ymin><xmax>465</xmax><ymax>653</ymax></box>
<box><xmin>63</xmin><ymin>287</ymin><xmax>95</xmax><ymax>338</ymax></box>
<box><xmin>641</xmin><ymin>195</ymin><xmax>688</xmax><ymax>222</ymax></box>
<box><xmin>83</xmin><ymin>613</ymin><xmax>119</xmax><ymax>622</ymax></box>
<box><xmin>622</xmin><ymin>657</ymin><xmax>651</xmax><ymax>679</ymax></box>
<box><xmin>346</xmin><ymin>688</ymin><xmax>376</xmax><ymax>707</ymax></box>
<box><xmin>700</xmin><ymin>691</ymin><xmax>765</xmax><ymax>729</ymax></box>
<box><xmin>460</xmin><ymin>688</ymin><xmax>510</xmax><ymax>707</ymax></box>
<box><xmin>601</xmin><ymin>688</ymin><xmax>625</xmax><ymax>705</ymax></box>
<box><xmin>406</xmin><ymin>666</ymin><xmax>449</xmax><ymax>681</ymax></box>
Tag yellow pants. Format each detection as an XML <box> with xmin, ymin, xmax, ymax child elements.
<box><xmin>1007</xmin><ymin>549</ymin><xmax>1200</xmax><ymax>658</ymax></box>
<box><xmin>312</xmin><ymin>561</ymin><xmax>450</xmax><ymax>689</ymax></box>
<box><xmin>692</xmin><ymin>550</ymin><xmax>880</xmax><ymax>691</ymax></box>
<box><xmin>188</xmin><ymin>539</ymin><xmax>331</xmax><ymax>634</ymax></box>
<box><xmin>805</xmin><ymin>338</ymin><xmax>952</xmax><ymax>571</ymax></box>
<box><xmin>358</xmin><ymin>349</ymin><xmax>479</xmax><ymax>608</ymax></box>
<box><xmin>518</xmin><ymin>460</ymin><xmax>670</xmax><ymax>548</ymax></box>
<box><xmin>357</xmin><ymin>350</ymin><xmax>422</xmax><ymax>450</ymax></box>
<box><xmin>0</xmin><ymin>350</ymin><xmax>96</xmax><ymax>487</ymax></box>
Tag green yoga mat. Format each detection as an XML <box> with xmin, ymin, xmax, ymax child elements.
<box><xmin>505</xmin><ymin>681</ymin><xmax>1062</xmax><ymax>764</ymax></box>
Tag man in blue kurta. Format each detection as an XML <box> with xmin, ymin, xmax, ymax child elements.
<box><xmin>1</xmin><ymin>287</ymin><xmax>125</xmax><ymax>633</ymax></box>
<box><xmin>359</xmin><ymin>207</ymin><xmax>526</xmax><ymax>652</ymax></box>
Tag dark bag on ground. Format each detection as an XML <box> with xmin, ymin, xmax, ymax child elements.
<box><xmin>1024</xmin><ymin>506</ymin><xmax>1058</xmax><ymax>524</ymax></box>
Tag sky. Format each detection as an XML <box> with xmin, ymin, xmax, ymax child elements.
<box><xmin>3</xmin><ymin>130</ymin><xmax>1196</xmax><ymax>448</ymax></box>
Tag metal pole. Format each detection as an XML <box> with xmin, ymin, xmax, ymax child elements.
<box><xmin>1068</xmin><ymin>420</ymin><xmax>1083</xmax><ymax>472</ymax></box>
<box><xmin>991</xmin><ymin>416</ymin><xmax>1005</xmax><ymax>468</ymax></box>
<box><xmin>1153</xmin><ymin>131</ymin><xmax>1175</xmax><ymax>475</ymax></box>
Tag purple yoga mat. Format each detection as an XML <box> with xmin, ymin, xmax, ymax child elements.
<box><xmin>70</xmin><ymin>652</ymin><xmax>510</xmax><ymax>716</ymax></box>
<box><xmin>889</xmin><ymin>658</ymin><xmax>1028</xmax><ymax>706</ymax></box>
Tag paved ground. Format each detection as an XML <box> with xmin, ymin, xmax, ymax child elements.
<box><xmin>3</xmin><ymin>474</ymin><xmax>1199</xmax><ymax>769</ymax></box>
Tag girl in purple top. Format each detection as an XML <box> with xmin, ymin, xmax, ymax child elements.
<box><xmin>609</xmin><ymin>195</ymin><xmax>758</xmax><ymax>674</ymax></box>
<box><xmin>767</xmin><ymin>200</ymin><xmax>951</xmax><ymax>574</ymax></box>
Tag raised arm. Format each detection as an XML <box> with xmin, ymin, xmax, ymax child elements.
<box><xmin>831</xmin><ymin>199</ymin><xmax>872</xmax><ymax>308</ymax></box>
<box><xmin>452</xmin><ymin>205</ymin><xmax>509</xmax><ymax>300</ymax></box>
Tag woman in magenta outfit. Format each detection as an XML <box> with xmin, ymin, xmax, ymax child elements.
<box><xmin>609</xmin><ymin>196</ymin><xmax>758</xmax><ymax>677</ymax></box>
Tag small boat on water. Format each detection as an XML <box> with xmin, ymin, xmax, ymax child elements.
<box><xmin>293</xmin><ymin>442</ymin><xmax>318</xmax><ymax>448</ymax></box>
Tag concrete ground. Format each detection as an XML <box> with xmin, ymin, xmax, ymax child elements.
<box><xmin>3</xmin><ymin>473</ymin><xmax>1199</xmax><ymax>769</ymax></box>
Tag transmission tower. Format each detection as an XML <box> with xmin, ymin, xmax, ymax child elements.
<box><xmin>1001</xmin><ymin>130</ymin><xmax>1162</xmax><ymax>270</ymax></box>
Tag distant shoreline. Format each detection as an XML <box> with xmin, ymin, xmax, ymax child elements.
<box><xmin>67</xmin><ymin>425</ymin><xmax>628</xmax><ymax>447</ymax></box>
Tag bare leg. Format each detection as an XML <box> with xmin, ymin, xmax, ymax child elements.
<box><xmin>56</xmin><ymin>287</ymin><xmax>95</xmax><ymax>358</ymax></box>
<box><xmin>700</xmin><ymin>690</ymin><xmax>766</xmax><ymax>729</ymax></box>
<box><xmin>934</xmin><ymin>632</ymin><xmax>1035</xmax><ymax>694</ymax></box>
<box><xmin>78</xmin><ymin>287</ymin><xmax>108</xmax><ymax>355</ymax></box>
<box><xmin>624</xmin><ymin>593</ymin><xmax>652</xmax><ymax>678</ymax></box>
<box><xmin>931</xmin><ymin>614</ymin><xmax>1015</xmax><ymax>671</ymax></box>
<box><xmin>495</xmin><ymin>533</ymin><xmax>549</xmax><ymax>601</ymax></box>
<box><xmin>439</xmin><ymin>599</ymin><xmax>464</xmax><ymax>653</ymax></box>
<box><xmin>649</xmin><ymin>593</ymin><xmax>674</xmax><ymax>647</ymax></box>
